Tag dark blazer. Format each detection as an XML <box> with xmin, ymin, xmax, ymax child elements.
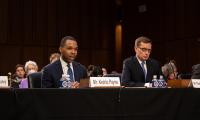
<box><xmin>121</xmin><ymin>56</ymin><xmax>162</xmax><ymax>87</ymax></box>
<box><xmin>41</xmin><ymin>60</ymin><xmax>87</xmax><ymax>88</ymax></box>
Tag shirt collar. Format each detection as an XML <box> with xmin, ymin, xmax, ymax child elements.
<box><xmin>136</xmin><ymin>56</ymin><xmax>146</xmax><ymax>65</ymax></box>
<box><xmin>60</xmin><ymin>57</ymin><xmax>72</xmax><ymax>67</ymax></box>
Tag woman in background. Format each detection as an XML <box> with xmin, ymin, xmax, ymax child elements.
<box><xmin>19</xmin><ymin>60</ymin><xmax>38</xmax><ymax>88</ymax></box>
<box><xmin>162</xmin><ymin>60</ymin><xmax>178</xmax><ymax>80</ymax></box>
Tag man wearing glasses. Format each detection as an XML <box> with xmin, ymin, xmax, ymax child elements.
<box><xmin>121</xmin><ymin>36</ymin><xmax>162</xmax><ymax>87</ymax></box>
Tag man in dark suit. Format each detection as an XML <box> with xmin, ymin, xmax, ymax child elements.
<box><xmin>42</xmin><ymin>36</ymin><xmax>87</xmax><ymax>88</ymax></box>
<box><xmin>121</xmin><ymin>36</ymin><xmax>162</xmax><ymax>87</ymax></box>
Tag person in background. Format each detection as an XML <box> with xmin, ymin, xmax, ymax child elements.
<box><xmin>191</xmin><ymin>64</ymin><xmax>200</xmax><ymax>79</ymax></box>
<box><xmin>87</xmin><ymin>65</ymin><xmax>103</xmax><ymax>77</ymax></box>
<box><xmin>11</xmin><ymin>64</ymin><xmax>26</xmax><ymax>88</ymax></box>
<box><xmin>19</xmin><ymin>60</ymin><xmax>38</xmax><ymax>88</ymax></box>
<box><xmin>41</xmin><ymin>36</ymin><xmax>87</xmax><ymax>88</ymax></box>
<box><xmin>49</xmin><ymin>53</ymin><xmax>60</xmax><ymax>64</ymax></box>
<box><xmin>162</xmin><ymin>60</ymin><xmax>178</xmax><ymax>80</ymax></box>
<box><xmin>121</xmin><ymin>36</ymin><xmax>162</xmax><ymax>87</ymax></box>
<box><xmin>102</xmin><ymin>67</ymin><xmax>108</xmax><ymax>76</ymax></box>
<box><xmin>40</xmin><ymin>53</ymin><xmax>61</xmax><ymax>72</ymax></box>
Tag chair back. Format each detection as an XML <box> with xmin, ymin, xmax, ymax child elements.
<box><xmin>27</xmin><ymin>72</ymin><xmax>42</xmax><ymax>88</ymax></box>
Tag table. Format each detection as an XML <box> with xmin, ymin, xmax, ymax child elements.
<box><xmin>1</xmin><ymin>88</ymin><xmax>200</xmax><ymax>120</ymax></box>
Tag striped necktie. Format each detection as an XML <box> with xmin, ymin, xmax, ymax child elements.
<box><xmin>67</xmin><ymin>63</ymin><xmax>74</xmax><ymax>82</ymax></box>
<box><xmin>141</xmin><ymin>61</ymin><xmax>147</xmax><ymax>82</ymax></box>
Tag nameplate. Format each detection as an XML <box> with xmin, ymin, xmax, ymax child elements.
<box><xmin>144</xmin><ymin>83</ymin><xmax>151</xmax><ymax>88</ymax></box>
<box><xmin>0</xmin><ymin>76</ymin><xmax>9</xmax><ymax>87</ymax></box>
<box><xmin>89</xmin><ymin>77</ymin><xmax>121</xmax><ymax>88</ymax></box>
<box><xmin>191</xmin><ymin>79</ymin><xmax>200</xmax><ymax>88</ymax></box>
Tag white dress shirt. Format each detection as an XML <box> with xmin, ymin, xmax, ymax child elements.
<box><xmin>60</xmin><ymin>57</ymin><xmax>75</xmax><ymax>81</ymax></box>
<box><xmin>136</xmin><ymin>57</ymin><xmax>147</xmax><ymax>75</ymax></box>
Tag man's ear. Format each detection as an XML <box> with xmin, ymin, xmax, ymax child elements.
<box><xmin>59</xmin><ymin>47</ymin><xmax>62</xmax><ymax>53</ymax></box>
<box><xmin>134</xmin><ymin>46</ymin><xmax>137</xmax><ymax>52</ymax></box>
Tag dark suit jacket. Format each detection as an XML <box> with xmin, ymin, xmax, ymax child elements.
<box><xmin>41</xmin><ymin>60</ymin><xmax>87</xmax><ymax>88</ymax></box>
<box><xmin>121</xmin><ymin>56</ymin><xmax>162</xmax><ymax>87</ymax></box>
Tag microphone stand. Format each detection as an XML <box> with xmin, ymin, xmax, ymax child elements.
<box><xmin>8</xmin><ymin>72</ymin><xmax>12</xmax><ymax>88</ymax></box>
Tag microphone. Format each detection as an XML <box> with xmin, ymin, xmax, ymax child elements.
<box><xmin>8</xmin><ymin>72</ymin><xmax>12</xmax><ymax>87</ymax></box>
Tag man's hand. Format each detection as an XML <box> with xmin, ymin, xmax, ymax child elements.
<box><xmin>71</xmin><ymin>81</ymin><xmax>80</xmax><ymax>88</ymax></box>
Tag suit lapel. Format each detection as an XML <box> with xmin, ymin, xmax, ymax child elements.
<box><xmin>133</xmin><ymin>56</ymin><xmax>147</xmax><ymax>82</ymax></box>
<box><xmin>55</xmin><ymin>60</ymin><xmax>63</xmax><ymax>79</ymax></box>
<box><xmin>133</xmin><ymin>56</ymin><xmax>145</xmax><ymax>75</ymax></box>
<box><xmin>146</xmin><ymin>59</ymin><xmax>152</xmax><ymax>82</ymax></box>
<box><xmin>72</xmin><ymin>62</ymin><xmax>79</xmax><ymax>82</ymax></box>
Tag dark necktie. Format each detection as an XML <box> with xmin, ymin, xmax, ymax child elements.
<box><xmin>67</xmin><ymin>63</ymin><xmax>74</xmax><ymax>82</ymax></box>
<box><xmin>141</xmin><ymin>61</ymin><xmax>147</xmax><ymax>82</ymax></box>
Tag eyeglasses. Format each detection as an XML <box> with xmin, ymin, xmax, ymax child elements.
<box><xmin>138</xmin><ymin>47</ymin><xmax>152</xmax><ymax>53</ymax></box>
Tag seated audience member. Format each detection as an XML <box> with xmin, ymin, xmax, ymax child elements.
<box><xmin>191</xmin><ymin>64</ymin><xmax>200</xmax><ymax>79</ymax></box>
<box><xmin>162</xmin><ymin>60</ymin><xmax>178</xmax><ymax>80</ymax></box>
<box><xmin>49</xmin><ymin>53</ymin><xmax>60</xmax><ymax>64</ymax></box>
<box><xmin>41</xmin><ymin>36</ymin><xmax>87</xmax><ymax>88</ymax></box>
<box><xmin>87</xmin><ymin>65</ymin><xmax>103</xmax><ymax>77</ymax></box>
<box><xmin>121</xmin><ymin>36</ymin><xmax>162</xmax><ymax>87</ymax></box>
<box><xmin>102</xmin><ymin>67</ymin><xmax>108</xmax><ymax>76</ymax></box>
<box><xmin>40</xmin><ymin>53</ymin><xmax>61</xmax><ymax>72</ymax></box>
<box><xmin>11</xmin><ymin>64</ymin><xmax>26</xmax><ymax>88</ymax></box>
<box><xmin>19</xmin><ymin>60</ymin><xmax>38</xmax><ymax>88</ymax></box>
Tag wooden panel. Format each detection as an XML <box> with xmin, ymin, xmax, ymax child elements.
<box><xmin>0</xmin><ymin>46</ymin><xmax>21</xmax><ymax>75</ymax></box>
<box><xmin>0</xmin><ymin>0</ymin><xmax>116</xmax><ymax>75</ymax></box>
<box><xmin>0</xmin><ymin>0</ymin><xmax>8</xmax><ymax>43</ymax></box>
<box><xmin>151</xmin><ymin>42</ymin><xmax>166</xmax><ymax>65</ymax></box>
<box><xmin>7</xmin><ymin>0</ymin><xmax>24</xmax><ymax>44</ymax></box>
<box><xmin>167</xmin><ymin>79</ymin><xmax>191</xmax><ymax>88</ymax></box>
<box><xmin>91</xmin><ymin>50</ymin><xmax>113</xmax><ymax>72</ymax></box>
<box><xmin>76</xmin><ymin>50</ymin><xmax>92</xmax><ymax>68</ymax></box>
<box><xmin>47</xmin><ymin>0</ymin><xmax>57</xmax><ymax>45</ymax></box>
<box><xmin>23</xmin><ymin>47</ymin><xmax>44</xmax><ymax>71</ymax></box>
<box><xmin>122</xmin><ymin>0</ymin><xmax>200</xmax><ymax>73</ymax></box>
<box><xmin>164</xmin><ymin>40</ymin><xmax>188</xmax><ymax>72</ymax></box>
<box><xmin>187</xmin><ymin>38</ymin><xmax>200</xmax><ymax>68</ymax></box>
<box><xmin>162</xmin><ymin>1</ymin><xmax>175</xmax><ymax>42</ymax></box>
<box><xmin>23</xmin><ymin>0</ymin><xmax>33</xmax><ymax>45</ymax></box>
<box><xmin>35</xmin><ymin>0</ymin><xmax>47</xmax><ymax>45</ymax></box>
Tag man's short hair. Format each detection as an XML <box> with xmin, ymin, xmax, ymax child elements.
<box><xmin>60</xmin><ymin>36</ymin><xmax>77</xmax><ymax>47</ymax></box>
<box><xmin>49</xmin><ymin>53</ymin><xmax>60</xmax><ymax>63</ymax></box>
<box><xmin>15</xmin><ymin>64</ymin><xmax>24</xmax><ymax>70</ymax></box>
<box><xmin>135</xmin><ymin>36</ymin><xmax>152</xmax><ymax>47</ymax></box>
